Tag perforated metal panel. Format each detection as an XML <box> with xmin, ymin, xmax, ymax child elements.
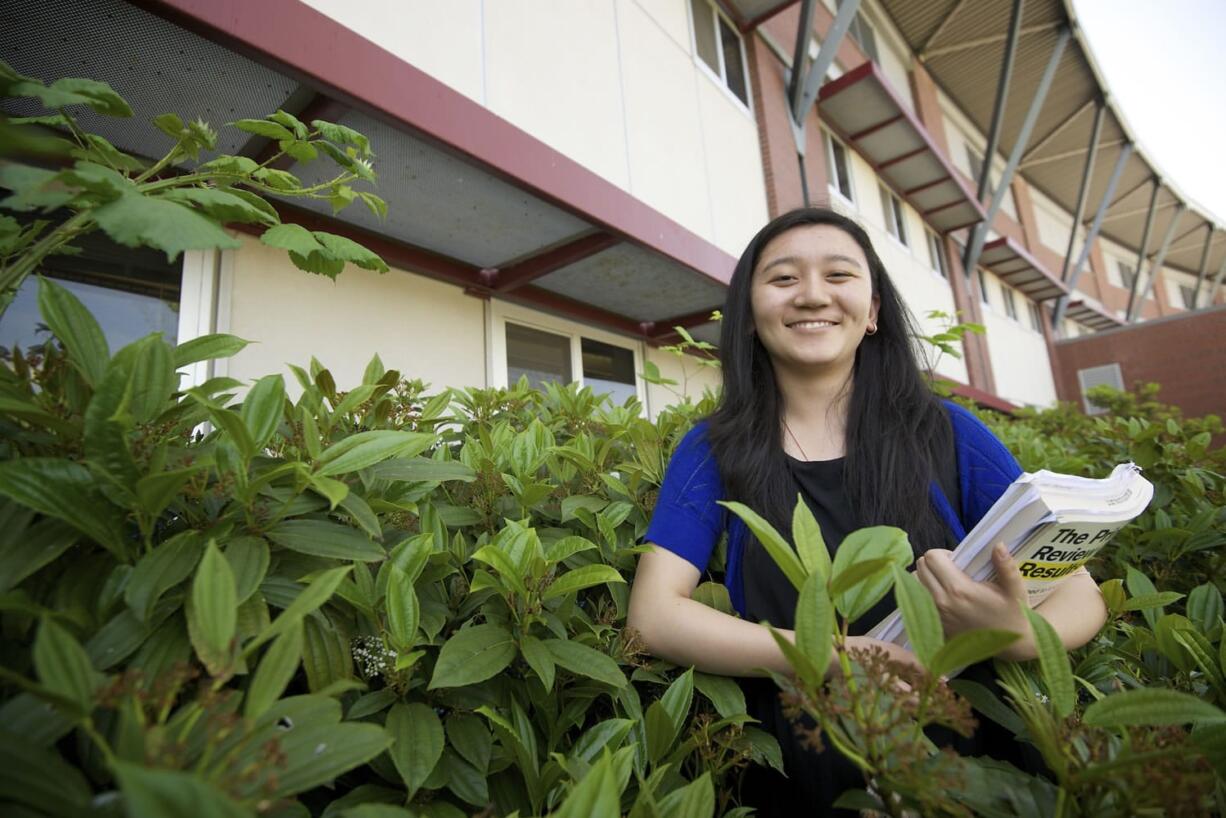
<box><xmin>1</xmin><ymin>0</ymin><xmax>300</xmax><ymax>161</ymax></box>
<box><xmin>285</xmin><ymin>112</ymin><xmax>593</xmax><ymax>269</ymax></box>
<box><xmin>688</xmin><ymin>322</ymin><xmax>722</xmax><ymax>346</ymax></box>
<box><xmin>533</xmin><ymin>243</ymin><xmax>725</xmax><ymax>324</ymax></box>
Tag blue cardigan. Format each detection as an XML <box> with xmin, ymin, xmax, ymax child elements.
<box><xmin>643</xmin><ymin>401</ymin><xmax>1023</xmax><ymax>616</ymax></box>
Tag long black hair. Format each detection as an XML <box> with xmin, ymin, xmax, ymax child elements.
<box><xmin>706</xmin><ymin>207</ymin><xmax>953</xmax><ymax>555</ymax></box>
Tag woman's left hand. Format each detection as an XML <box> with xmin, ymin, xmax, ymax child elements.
<box><xmin>915</xmin><ymin>543</ymin><xmax>1029</xmax><ymax>640</ymax></box>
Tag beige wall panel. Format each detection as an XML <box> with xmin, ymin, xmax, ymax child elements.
<box><xmin>483</xmin><ymin>0</ymin><xmax>630</xmax><ymax>189</ymax></box>
<box><xmin>298</xmin><ymin>0</ymin><xmax>484</xmax><ymax>102</ymax></box>
<box><xmin>695</xmin><ymin>76</ymin><xmax>770</xmax><ymax>255</ymax></box>
<box><xmin>224</xmin><ymin>237</ymin><xmax>486</xmax><ymax>393</ymax></box>
<box><xmin>631</xmin><ymin>0</ymin><xmax>691</xmax><ymax>50</ymax></box>
<box><xmin>645</xmin><ymin>346</ymin><xmax>722</xmax><ymax>418</ymax></box>
<box><xmin>618</xmin><ymin>0</ymin><xmax>715</xmax><ymax>242</ymax></box>
<box><xmin>981</xmin><ymin>298</ymin><xmax>1057</xmax><ymax>407</ymax></box>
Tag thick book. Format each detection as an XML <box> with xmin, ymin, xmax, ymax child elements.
<box><xmin>867</xmin><ymin>463</ymin><xmax>1154</xmax><ymax>648</ymax></box>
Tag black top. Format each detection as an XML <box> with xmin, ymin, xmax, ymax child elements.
<box><xmin>736</xmin><ymin>455</ymin><xmax>1034</xmax><ymax>817</ymax></box>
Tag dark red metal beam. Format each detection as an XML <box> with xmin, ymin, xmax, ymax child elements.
<box><xmin>877</xmin><ymin>146</ymin><xmax>927</xmax><ymax>170</ymax></box>
<box><xmin>849</xmin><ymin>113</ymin><xmax>905</xmax><ymax>141</ymax></box>
<box><xmin>492</xmin><ymin>232</ymin><xmax>620</xmax><ymax>293</ymax></box>
<box><xmin>904</xmin><ymin>176</ymin><xmax>951</xmax><ymax>196</ymax></box>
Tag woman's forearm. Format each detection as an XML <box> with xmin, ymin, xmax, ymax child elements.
<box><xmin>997</xmin><ymin>570</ymin><xmax>1107</xmax><ymax>661</ymax></box>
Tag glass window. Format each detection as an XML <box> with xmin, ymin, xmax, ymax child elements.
<box><xmin>1116</xmin><ymin>261</ymin><xmax>1136</xmax><ymax>290</ymax></box>
<box><xmin>581</xmin><ymin>338</ymin><xmax>636</xmax><ymax>404</ymax></box>
<box><xmin>977</xmin><ymin>270</ymin><xmax>991</xmax><ymax>306</ymax></box>
<box><xmin>1002</xmin><ymin>287</ymin><xmax>1018</xmax><ymax>320</ymax></box>
<box><xmin>691</xmin><ymin>0</ymin><xmax>748</xmax><ymax>105</ymax></box>
<box><xmin>506</xmin><ymin>323</ymin><xmax>572</xmax><ymax>389</ymax></box>
<box><xmin>824</xmin><ymin>132</ymin><xmax>854</xmax><ymax>202</ymax></box>
<box><xmin>1180</xmin><ymin>285</ymin><xmax>1198</xmax><ymax>309</ymax></box>
<box><xmin>838</xmin><ymin>0</ymin><xmax>878</xmax><ymax>62</ymax></box>
<box><xmin>1027</xmin><ymin>301</ymin><xmax>1044</xmax><ymax>333</ymax></box>
<box><xmin>879</xmin><ymin>184</ymin><xmax>907</xmax><ymax>246</ymax></box>
<box><xmin>926</xmin><ymin>229</ymin><xmax>947</xmax><ymax>278</ymax></box>
<box><xmin>0</xmin><ymin>226</ymin><xmax>181</xmax><ymax>355</ymax></box>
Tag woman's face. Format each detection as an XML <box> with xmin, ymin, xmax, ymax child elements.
<box><xmin>749</xmin><ymin>223</ymin><xmax>879</xmax><ymax>375</ymax></box>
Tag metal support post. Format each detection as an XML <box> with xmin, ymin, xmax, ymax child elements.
<box><xmin>1052</xmin><ymin>142</ymin><xmax>1133</xmax><ymax>326</ymax></box>
<box><xmin>963</xmin><ymin>27</ymin><xmax>1070</xmax><ymax>289</ymax></box>
<box><xmin>1208</xmin><ymin>257</ymin><xmax>1226</xmax><ymax>306</ymax></box>
<box><xmin>1191</xmin><ymin>227</ymin><xmax>1214</xmax><ymax>308</ymax></box>
<box><xmin>1058</xmin><ymin>100</ymin><xmax>1104</xmax><ymax>282</ymax></box>
<box><xmin>787</xmin><ymin>0</ymin><xmax>817</xmax><ymax>121</ymax></box>
<box><xmin>1129</xmin><ymin>203</ymin><xmax>1185</xmax><ymax>321</ymax></box>
<box><xmin>977</xmin><ymin>0</ymin><xmax>1025</xmax><ymax>204</ymax></box>
<box><xmin>1125</xmin><ymin>180</ymin><xmax>1162</xmax><ymax>319</ymax></box>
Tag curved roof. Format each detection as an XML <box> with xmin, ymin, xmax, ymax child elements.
<box><xmin>877</xmin><ymin>0</ymin><xmax>1224</xmax><ymax>279</ymax></box>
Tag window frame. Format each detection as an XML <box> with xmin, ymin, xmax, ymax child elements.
<box><xmin>687</xmin><ymin>0</ymin><xmax>753</xmax><ymax>112</ymax></box>
<box><xmin>823</xmin><ymin>130</ymin><xmax>855</xmax><ymax>204</ymax></box>
<box><xmin>878</xmin><ymin>183</ymin><xmax>908</xmax><ymax>247</ymax></box>
<box><xmin>489</xmin><ymin>299</ymin><xmax>645</xmax><ymax>405</ymax></box>
<box><xmin>1116</xmin><ymin>260</ymin><xmax>1137</xmax><ymax>291</ymax></box>
<box><xmin>977</xmin><ymin>269</ymin><xmax>991</xmax><ymax>306</ymax></box>
<box><xmin>1001</xmin><ymin>286</ymin><xmax>1019</xmax><ymax>321</ymax></box>
<box><xmin>1026</xmin><ymin>300</ymin><xmax>1044</xmax><ymax>333</ymax></box>
<box><xmin>925</xmin><ymin>228</ymin><xmax>947</xmax><ymax>279</ymax></box>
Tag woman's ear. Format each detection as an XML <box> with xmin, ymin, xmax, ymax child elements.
<box><xmin>869</xmin><ymin>295</ymin><xmax>880</xmax><ymax>328</ymax></box>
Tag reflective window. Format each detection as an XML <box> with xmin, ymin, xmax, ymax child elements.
<box><xmin>581</xmin><ymin>338</ymin><xmax>636</xmax><ymax>405</ymax></box>
<box><xmin>506</xmin><ymin>323</ymin><xmax>571</xmax><ymax>389</ymax></box>
<box><xmin>690</xmin><ymin>0</ymin><xmax>749</xmax><ymax>106</ymax></box>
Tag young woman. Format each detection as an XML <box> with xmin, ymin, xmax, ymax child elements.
<box><xmin>626</xmin><ymin>207</ymin><xmax>1106</xmax><ymax>815</ymax></box>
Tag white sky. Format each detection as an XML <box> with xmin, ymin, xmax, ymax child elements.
<box><xmin>1072</xmin><ymin>0</ymin><xmax>1226</xmax><ymax>222</ymax></box>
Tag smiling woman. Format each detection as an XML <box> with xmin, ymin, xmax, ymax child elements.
<box><xmin>626</xmin><ymin>207</ymin><xmax>1106</xmax><ymax>815</ymax></box>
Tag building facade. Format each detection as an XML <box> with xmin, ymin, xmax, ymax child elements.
<box><xmin>2</xmin><ymin>0</ymin><xmax>1223</xmax><ymax>415</ymax></box>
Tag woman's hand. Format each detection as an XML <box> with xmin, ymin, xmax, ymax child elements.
<box><xmin>915</xmin><ymin>543</ymin><xmax>1031</xmax><ymax>654</ymax></box>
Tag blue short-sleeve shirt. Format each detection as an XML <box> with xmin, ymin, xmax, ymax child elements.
<box><xmin>643</xmin><ymin>401</ymin><xmax>1022</xmax><ymax>616</ymax></box>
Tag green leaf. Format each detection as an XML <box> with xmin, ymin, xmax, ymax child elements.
<box><xmin>313</xmin><ymin>230</ymin><xmax>389</xmax><ymax>273</ymax></box>
<box><xmin>542</xmin><ymin>563</ymin><xmax>625</xmax><ymax>601</ymax></box>
<box><xmin>93</xmin><ymin>189</ymin><xmax>241</xmax><ymax>261</ymax></box>
<box><xmin>37</xmin><ymin>276</ymin><xmax>108</xmax><ymax>386</ymax></box>
<box><xmin>719</xmin><ymin>501</ymin><xmax>805</xmax><ymax>591</ymax></box>
<box><xmin>246</xmin><ymin>565</ymin><xmax>352</xmax><ymax>653</ymax></box>
<box><xmin>1188</xmin><ymin>584</ymin><xmax>1224</xmax><ymax>634</ymax></box>
<box><xmin>830</xmin><ymin>527</ymin><xmax>911</xmax><ymax>622</ymax></box>
<box><xmin>259</xmin><ymin>697</ymin><xmax>390</xmax><ymax>798</ymax></box>
<box><xmin>0</xmin><ymin>458</ymin><xmax>125</xmax><ymax>555</ymax></box>
<box><xmin>135</xmin><ymin>466</ymin><xmax>199</xmax><ymax>520</ymax></box>
<box><xmin>223</xmin><ymin>536</ymin><xmax>270</xmax><ymax>603</ymax></box>
<box><xmin>1125</xmin><ymin>566</ymin><xmax>1162</xmax><ymax>629</ymax></box>
<box><xmin>1082</xmin><ymin>688</ymin><xmax>1226</xmax><ymax>728</ymax></box>
<box><xmin>693</xmin><ymin>672</ymin><xmax>747</xmax><ymax>719</ymax></box>
<box><xmin>471</xmin><ymin>545</ymin><xmax>528</xmax><ymax>598</ymax></box>
<box><xmin>241</xmin><ymin>374</ymin><xmax>286</xmax><ymax>449</ymax></box>
<box><xmin>658</xmin><ymin>771</ymin><xmax>714</xmax><ymax>818</ymax></box>
<box><xmin>520</xmin><ymin>634</ymin><xmax>556</xmax><ymax>691</ymax></box>
<box><xmin>792</xmin><ymin>495</ymin><xmax>830</xmax><ymax>583</ymax></box>
<box><xmin>660</xmin><ymin>667</ymin><xmax>695</xmax><ymax>733</ymax></box>
<box><xmin>33</xmin><ymin>618</ymin><xmax>103</xmax><ymax>715</ymax></box>
<box><xmin>367</xmin><ymin>457</ymin><xmax>477</xmax><ymax>483</ymax></box>
<box><xmin>385</xmin><ymin>567</ymin><xmax>420</xmax><ymax>650</ymax></box>
<box><xmin>125</xmin><ymin>532</ymin><xmax>204</xmax><ymax>620</ymax></box>
<box><xmin>231</xmin><ymin>118</ymin><xmax>296</xmax><ymax>141</ymax></box>
<box><xmin>317</xmin><ymin>430</ymin><xmax>434</xmax><ymax>477</ymax></box>
<box><xmin>1024</xmin><ymin>607</ymin><xmax>1074</xmax><ymax>718</ymax></box>
<box><xmin>245</xmin><ymin>623</ymin><xmax>303</xmax><ymax>719</ymax></box>
<box><xmin>266</xmin><ymin>519</ymin><xmax>385</xmax><ymax>562</ymax></box>
<box><xmin>794</xmin><ymin>572</ymin><xmax>834</xmax><ymax>677</ymax></box>
<box><xmin>428</xmin><ymin>623</ymin><xmax>517</xmax><ymax>689</ymax></box>
<box><xmin>0</xmin><ymin>518</ymin><xmax>77</xmax><ymax>593</ymax></box>
<box><xmin>18</xmin><ymin>76</ymin><xmax>133</xmax><ymax>116</ymax></box>
<box><xmin>544</xmin><ymin>638</ymin><xmax>627</xmax><ymax>688</ymax></box>
<box><xmin>387</xmin><ymin>702</ymin><xmax>444</xmax><ymax>799</ymax></box>
<box><xmin>929</xmin><ymin>629</ymin><xmax>1020</xmax><ymax>680</ymax></box>
<box><xmin>312</xmin><ymin>119</ymin><xmax>372</xmax><ymax>155</ymax></box>
<box><xmin>152</xmin><ymin>112</ymin><xmax>185</xmax><ymax>138</ymax></box>
<box><xmin>260</xmin><ymin>222</ymin><xmax>343</xmax><ymax>277</ymax></box>
<box><xmin>113</xmin><ymin>761</ymin><xmax>248</xmax><ymax>818</ymax></box>
<box><xmin>446</xmin><ymin>713</ymin><xmax>493</xmax><ymax>773</ymax></box>
<box><xmin>1120</xmin><ymin>591</ymin><xmax>1185</xmax><ymax>611</ymax></box>
<box><xmin>189</xmin><ymin>542</ymin><xmax>237</xmax><ymax>671</ymax></box>
<box><xmin>159</xmin><ymin>186</ymin><xmax>278</xmax><ymax>225</ymax></box>
<box><xmin>891</xmin><ymin>564</ymin><xmax>942</xmax><ymax>667</ymax></box>
<box><xmin>0</xmin><ymin>729</ymin><xmax>92</xmax><ymax>816</ymax></box>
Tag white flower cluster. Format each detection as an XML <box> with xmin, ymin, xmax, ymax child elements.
<box><xmin>352</xmin><ymin>635</ymin><xmax>396</xmax><ymax>679</ymax></box>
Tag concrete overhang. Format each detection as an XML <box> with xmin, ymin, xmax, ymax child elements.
<box><xmin>979</xmin><ymin>236</ymin><xmax>1068</xmax><ymax>302</ymax></box>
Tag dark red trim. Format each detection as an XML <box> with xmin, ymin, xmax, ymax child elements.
<box><xmin>649</xmin><ymin>308</ymin><xmax>722</xmax><ymax>337</ymax></box>
<box><xmin>878</xmin><ymin>146</ymin><xmax>927</xmax><ymax>170</ymax></box>
<box><xmin>848</xmin><ymin>113</ymin><xmax>905</xmax><ymax>141</ymax></box>
<box><xmin>904</xmin><ymin>176</ymin><xmax>952</xmax><ymax>196</ymax></box>
<box><xmin>133</xmin><ymin>0</ymin><xmax>735</xmax><ymax>287</ymax></box>
<box><xmin>493</xmin><ymin>233</ymin><xmax>620</xmax><ymax>292</ymax></box>
<box><xmin>515</xmin><ymin>285</ymin><xmax>647</xmax><ymax>338</ymax></box>
<box><xmin>947</xmin><ymin>382</ymin><xmax>1018</xmax><ymax>413</ymax></box>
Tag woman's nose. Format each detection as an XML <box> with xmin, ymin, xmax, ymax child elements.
<box><xmin>793</xmin><ymin>276</ymin><xmax>830</xmax><ymax>307</ymax></box>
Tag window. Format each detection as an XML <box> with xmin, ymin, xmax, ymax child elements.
<box><xmin>1027</xmin><ymin>300</ymin><xmax>1044</xmax><ymax>333</ymax></box>
<box><xmin>1002</xmin><ymin>287</ymin><xmax>1018</xmax><ymax>321</ymax></box>
<box><xmin>689</xmin><ymin>0</ymin><xmax>749</xmax><ymax>106</ymax></box>
<box><xmin>0</xmin><ymin>224</ymin><xmax>181</xmax><ymax>355</ymax></box>
<box><xmin>1116</xmin><ymin>261</ymin><xmax>1137</xmax><ymax>291</ymax></box>
<box><xmin>1077</xmin><ymin>363</ymin><xmax>1124</xmax><ymax>415</ymax></box>
<box><xmin>1180</xmin><ymin>285</ymin><xmax>1198</xmax><ymax>310</ymax></box>
<box><xmin>824</xmin><ymin>131</ymin><xmax>854</xmax><ymax>202</ymax></box>
<box><xmin>837</xmin><ymin>0</ymin><xmax>878</xmax><ymax>62</ymax></box>
<box><xmin>977</xmin><ymin>270</ymin><xmax>991</xmax><ymax>306</ymax></box>
<box><xmin>497</xmin><ymin>307</ymin><xmax>644</xmax><ymax>406</ymax></box>
<box><xmin>878</xmin><ymin>184</ymin><xmax>907</xmax><ymax>246</ymax></box>
<box><xmin>925</xmin><ymin>229</ymin><xmax>947</xmax><ymax>278</ymax></box>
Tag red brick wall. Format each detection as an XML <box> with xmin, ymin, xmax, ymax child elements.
<box><xmin>1052</xmin><ymin>306</ymin><xmax>1226</xmax><ymax>418</ymax></box>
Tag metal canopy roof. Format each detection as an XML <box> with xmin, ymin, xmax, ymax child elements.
<box><xmin>1063</xmin><ymin>299</ymin><xmax>1122</xmax><ymax>331</ymax></box>
<box><xmin>876</xmin><ymin>0</ymin><xmax>1224</xmax><ymax>281</ymax></box>
<box><xmin>817</xmin><ymin>61</ymin><xmax>985</xmax><ymax>234</ymax></box>
<box><xmin>1</xmin><ymin>0</ymin><xmax>733</xmax><ymax>345</ymax></box>
<box><xmin>979</xmin><ymin>236</ymin><xmax>1067</xmax><ymax>301</ymax></box>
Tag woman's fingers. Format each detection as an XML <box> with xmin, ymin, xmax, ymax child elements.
<box><xmin>914</xmin><ymin>555</ymin><xmax>947</xmax><ymax>606</ymax></box>
<box><xmin>991</xmin><ymin>542</ymin><xmax>1028</xmax><ymax>603</ymax></box>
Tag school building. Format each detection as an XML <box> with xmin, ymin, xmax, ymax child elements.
<box><xmin>2</xmin><ymin>0</ymin><xmax>1223</xmax><ymax>416</ymax></box>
